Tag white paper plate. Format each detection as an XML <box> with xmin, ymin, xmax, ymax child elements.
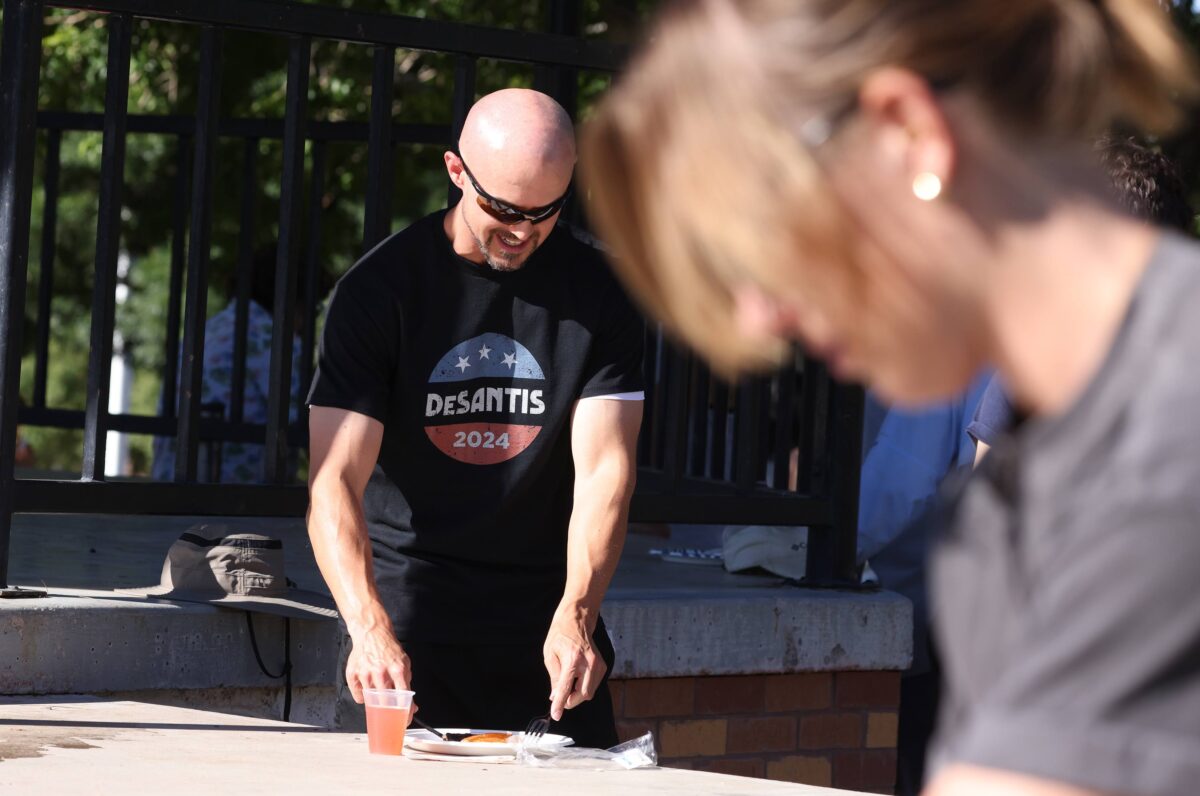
<box><xmin>404</xmin><ymin>728</ymin><xmax>574</xmax><ymax>756</ymax></box>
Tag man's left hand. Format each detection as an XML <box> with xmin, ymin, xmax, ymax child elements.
<box><xmin>543</xmin><ymin>610</ymin><xmax>606</xmax><ymax>721</ymax></box>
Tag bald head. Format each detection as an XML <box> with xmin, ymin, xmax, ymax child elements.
<box><xmin>457</xmin><ymin>89</ymin><xmax>576</xmax><ymax>199</ymax></box>
<box><xmin>445</xmin><ymin>90</ymin><xmax>576</xmax><ymax>271</ymax></box>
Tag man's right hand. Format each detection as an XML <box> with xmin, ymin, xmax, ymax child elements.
<box><xmin>345</xmin><ymin>629</ymin><xmax>413</xmax><ymax>703</ymax></box>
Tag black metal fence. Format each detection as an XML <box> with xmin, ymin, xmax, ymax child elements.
<box><xmin>0</xmin><ymin>0</ymin><xmax>863</xmax><ymax>587</ymax></box>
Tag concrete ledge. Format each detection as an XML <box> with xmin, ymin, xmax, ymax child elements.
<box><xmin>604</xmin><ymin>589</ymin><xmax>911</xmax><ymax>679</ymax></box>
<box><xmin>0</xmin><ymin>588</ymin><xmax>341</xmax><ymax>694</ymax></box>
<box><xmin>603</xmin><ymin>536</ymin><xmax>912</xmax><ymax>678</ymax></box>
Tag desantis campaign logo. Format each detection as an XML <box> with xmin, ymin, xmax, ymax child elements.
<box><xmin>423</xmin><ymin>333</ymin><xmax>545</xmax><ymax>465</ymax></box>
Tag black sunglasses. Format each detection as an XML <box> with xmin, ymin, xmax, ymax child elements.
<box><xmin>457</xmin><ymin>151</ymin><xmax>571</xmax><ymax>225</ymax></box>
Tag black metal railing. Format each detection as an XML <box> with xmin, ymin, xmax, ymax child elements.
<box><xmin>0</xmin><ymin>0</ymin><xmax>863</xmax><ymax>588</ymax></box>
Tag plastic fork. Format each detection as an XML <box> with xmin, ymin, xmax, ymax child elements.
<box><xmin>410</xmin><ymin>715</ymin><xmax>471</xmax><ymax>742</ymax></box>
<box><xmin>524</xmin><ymin>712</ymin><xmax>551</xmax><ymax>740</ymax></box>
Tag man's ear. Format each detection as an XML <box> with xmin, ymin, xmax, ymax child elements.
<box><xmin>857</xmin><ymin>67</ymin><xmax>956</xmax><ymax>197</ymax></box>
<box><xmin>444</xmin><ymin>150</ymin><xmax>466</xmax><ymax>189</ymax></box>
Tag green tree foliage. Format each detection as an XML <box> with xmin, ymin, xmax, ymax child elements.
<box><xmin>6</xmin><ymin>0</ymin><xmax>1199</xmax><ymax>474</ymax></box>
<box><xmin>12</xmin><ymin>0</ymin><xmax>649</xmax><ymax>474</ymax></box>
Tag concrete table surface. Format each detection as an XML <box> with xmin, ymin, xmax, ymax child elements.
<box><xmin>0</xmin><ymin>696</ymin><xmax>874</xmax><ymax>795</ymax></box>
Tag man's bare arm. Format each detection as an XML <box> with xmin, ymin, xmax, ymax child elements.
<box><xmin>308</xmin><ymin>405</ymin><xmax>410</xmax><ymax>701</ymax></box>
<box><xmin>925</xmin><ymin>765</ymin><xmax>1105</xmax><ymax>796</ymax></box>
<box><xmin>545</xmin><ymin>398</ymin><xmax>642</xmax><ymax>720</ymax></box>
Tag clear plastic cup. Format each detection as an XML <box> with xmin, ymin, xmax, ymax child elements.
<box><xmin>362</xmin><ymin>688</ymin><xmax>415</xmax><ymax>755</ymax></box>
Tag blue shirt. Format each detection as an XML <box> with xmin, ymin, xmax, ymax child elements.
<box><xmin>965</xmin><ymin>374</ymin><xmax>1014</xmax><ymax>447</ymax></box>
<box><xmin>859</xmin><ymin>375</ymin><xmax>990</xmax><ymax>673</ymax></box>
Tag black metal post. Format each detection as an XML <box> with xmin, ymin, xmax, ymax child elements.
<box><xmin>534</xmin><ymin>0</ymin><xmax>581</xmax><ymax>119</ymax></box>
<box><xmin>231</xmin><ymin>136</ymin><xmax>259</xmax><ymax>425</ymax></box>
<box><xmin>447</xmin><ymin>55</ymin><xmax>475</xmax><ymax>206</ymax></box>
<box><xmin>264</xmin><ymin>36</ymin><xmax>310</xmax><ymax>483</ymax></box>
<box><xmin>637</xmin><ymin>323</ymin><xmax>657</xmax><ymax>465</ymax></box>
<box><xmin>688</xmin><ymin>361</ymin><xmax>709</xmax><ymax>477</ymax></box>
<box><xmin>0</xmin><ymin>0</ymin><xmax>45</xmax><ymax>586</ymax></box>
<box><xmin>81</xmin><ymin>13</ymin><xmax>133</xmax><ymax>482</ymax></box>
<box><xmin>33</xmin><ymin>128</ymin><xmax>61</xmax><ymax>409</ymax></box>
<box><xmin>734</xmin><ymin>379</ymin><xmax>762</xmax><ymax>492</ymax></box>
<box><xmin>363</xmin><ymin>45</ymin><xmax>394</xmax><ymax>254</ymax></box>
<box><xmin>662</xmin><ymin>349</ymin><xmax>689</xmax><ymax>487</ymax></box>
<box><xmin>161</xmin><ymin>135</ymin><xmax>191</xmax><ymax>427</ymax></box>
<box><xmin>710</xmin><ymin>380</ymin><xmax>730</xmax><ymax>480</ymax></box>
<box><xmin>773</xmin><ymin>358</ymin><xmax>798</xmax><ymax>490</ymax></box>
<box><xmin>299</xmin><ymin>139</ymin><xmax>326</xmax><ymax>400</ymax></box>
<box><xmin>175</xmin><ymin>27</ymin><xmax>222</xmax><ymax>482</ymax></box>
<box><xmin>829</xmin><ymin>382</ymin><xmax>864</xmax><ymax>581</ymax></box>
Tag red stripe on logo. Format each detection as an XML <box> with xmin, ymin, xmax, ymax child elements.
<box><xmin>424</xmin><ymin>423</ymin><xmax>541</xmax><ymax>465</ymax></box>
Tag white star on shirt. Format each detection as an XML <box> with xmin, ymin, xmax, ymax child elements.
<box><xmin>501</xmin><ymin>352</ymin><xmax>518</xmax><ymax>369</ymax></box>
<box><xmin>456</xmin><ymin>356</ymin><xmax>471</xmax><ymax>373</ymax></box>
<box><xmin>478</xmin><ymin>344</ymin><xmax>492</xmax><ymax>360</ymax></box>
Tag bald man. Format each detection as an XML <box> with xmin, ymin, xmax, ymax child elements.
<box><xmin>306</xmin><ymin>89</ymin><xmax>644</xmax><ymax>747</ymax></box>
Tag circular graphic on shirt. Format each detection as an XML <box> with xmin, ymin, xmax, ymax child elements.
<box><xmin>423</xmin><ymin>333</ymin><xmax>545</xmax><ymax>465</ymax></box>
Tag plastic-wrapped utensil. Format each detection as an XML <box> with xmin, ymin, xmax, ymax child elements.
<box><xmin>515</xmin><ymin>731</ymin><xmax>657</xmax><ymax>770</ymax></box>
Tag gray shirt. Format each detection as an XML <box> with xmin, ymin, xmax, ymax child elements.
<box><xmin>930</xmin><ymin>233</ymin><xmax>1200</xmax><ymax>796</ymax></box>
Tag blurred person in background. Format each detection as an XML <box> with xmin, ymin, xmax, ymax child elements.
<box><xmin>582</xmin><ymin>1</ymin><xmax>1200</xmax><ymax>795</ymax></box>
<box><xmin>971</xmin><ymin>134</ymin><xmax>1196</xmax><ymax>461</ymax></box>
<box><xmin>152</xmin><ymin>245</ymin><xmax>303</xmax><ymax>483</ymax></box>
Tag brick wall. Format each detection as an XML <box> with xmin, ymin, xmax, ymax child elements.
<box><xmin>610</xmin><ymin>671</ymin><xmax>900</xmax><ymax>794</ymax></box>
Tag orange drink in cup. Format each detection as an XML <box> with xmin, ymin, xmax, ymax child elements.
<box><xmin>362</xmin><ymin>688</ymin><xmax>415</xmax><ymax>755</ymax></box>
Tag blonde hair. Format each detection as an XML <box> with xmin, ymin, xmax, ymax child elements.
<box><xmin>582</xmin><ymin>0</ymin><xmax>1198</xmax><ymax>375</ymax></box>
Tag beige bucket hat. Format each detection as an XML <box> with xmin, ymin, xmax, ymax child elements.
<box><xmin>123</xmin><ymin>529</ymin><xmax>337</xmax><ymax>621</ymax></box>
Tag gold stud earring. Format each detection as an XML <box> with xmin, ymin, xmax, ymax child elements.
<box><xmin>912</xmin><ymin>172</ymin><xmax>942</xmax><ymax>201</ymax></box>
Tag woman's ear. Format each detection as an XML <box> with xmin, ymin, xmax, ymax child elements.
<box><xmin>857</xmin><ymin>67</ymin><xmax>956</xmax><ymax>199</ymax></box>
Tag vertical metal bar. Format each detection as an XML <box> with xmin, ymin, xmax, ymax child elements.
<box><xmin>230</xmin><ymin>137</ymin><xmax>259</xmax><ymax>425</ymax></box>
<box><xmin>0</xmin><ymin>0</ymin><xmax>45</xmax><ymax>586</ymax></box>
<box><xmin>734</xmin><ymin>379</ymin><xmax>762</xmax><ymax>491</ymax></box>
<box><xmin>772</xmin><ymin>357</ymin><xmax>797</xmax><ymax>490</ymax></box>
<box><xmin>793</xmin><ymin>356</ymin><xmax>826</xmax><ymax>495</ymax></box>
<box><xmin>265</xmin><ymin>36</ymin><xmax>311</xmax><ymax>483</ymax></box>
<box><xmin>688</xmin><ymin>361</ymin><xmax>709</xmax><ymax>477</ymax></box>
<box><xmin>710</xmin><ymin>380</ymin><xmax>729</xmax><ymax>481</ymax></box>
<box><xmin>648</xmin><ymin>331</ymin><xmax>673</xmax><ymax>470</ymax></box>
<box><xmin>636</xmin><ymin>321</ymin><xmax>657</xmax><ymax>465</ymax></box>
<box><xmin>299</xmin><ymin>139</ymin><xmax>326</xmax><ymax>402</ymax></box>
<box><xmin>162</xmin><ymin>134</ymin><xmax>191</xmax><ymax>425</ymax></box>
<box><xmin>362</xmin><ymin>46</ymin><xmax>394</xmax><ymax>254</ymax></box>
<box><xmin>758</xmin><ymin>375</ymin><xmax>773</xmax><ymax>484</ymax></box>
<box><xmin>661</xmin><ymin>348</ymin><xmax>689</xmax><ymax>486</ymax></box>
<box><xmin>175</xmin><ymin>28</ymin><xmax>222</xmax><ymax>483</ymax></box>
<box><xmin>447</xmin><ymin>55</ymin><xmax>475</xmax><ymax>207</ymax></box>
<box><xmin>535</xmin><ymin>0</ymin><xmax>583</xmax><ymax>224</ymax></box>
<box><xmin>806</xmin><ymin>382</ymin><xmax>863</xmax><ymax>585</ymax></box>
<box><xmin>32</xmin><ymin>129</ymin><xmax>60</xmax><ymax>409</ymax></box>
<box><xmin>830</xmin><ymin>382</ymin><xmax>864</xmax><ymax>582</ymax></box>
<box><xmin>535</xmin><ymin>0</ymin><xmax>581</xmax><ymax>120</ymax></box>
<box><xmin>81</xmin><ymin>14</ymin><xmax>132</xmax><ymax>482</ymax></box>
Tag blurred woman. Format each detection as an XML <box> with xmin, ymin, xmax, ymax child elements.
<box><xmin>582</xmin><ymin>1</ymin><xmax>1200</xmax><ymax>795</ymax></box>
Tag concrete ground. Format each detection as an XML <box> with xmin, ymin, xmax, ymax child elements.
<box><xmin>0</xmin><ymin>696</ymin><xmax>875</xmax><ymax>795</ymax></box>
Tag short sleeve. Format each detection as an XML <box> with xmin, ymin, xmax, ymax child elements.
<box><xmin>949</xmin><ymin>498</ymin><xmax>1200</xmax><ymax>794</ymax></box>
<box><xmin>965</xmin><ymin>375</ymin><xmax>1014</xmax><ymax>446</ymax></box>
<box><xmin>306</xmin><ymin>266</ymin><xmax>399</xmax><ymax>423</ymax></box>
<box><xmin>579</xmin><ymin>273</ymin><xmax>645</xmax><ymax>399</ymax></box>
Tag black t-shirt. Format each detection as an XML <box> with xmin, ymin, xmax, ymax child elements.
<box><xmin>308</xmin><ymin>210</ymin><xmax>645</xmax><ymax>642</ymax></box>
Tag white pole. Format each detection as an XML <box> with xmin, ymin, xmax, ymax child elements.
<box><xmin>105</xmin><ymin>252</ymin><xmax>133</xmax><ymax>477</ymax></box>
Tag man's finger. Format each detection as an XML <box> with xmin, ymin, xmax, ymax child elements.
<box><xmin>574</xmin><ymin>650</ymin><xmax>604</xmax><ymax>707</ymax></box>
<box><xmin>348</xmin><ymin>671</ymin><xmax>365</xmax><ymax>704</ymax></box>
<box><xmin>550</xmin><ymin>652</ymin><xmax>579</xmax><ymax>720</ymax></box>
<box><xmin>544</xmin><ymin>651</ymin><xmax>562</xmax><ymax>698</ymax></box>
<box><xmin>387</xmin><ymin>664</ymin><xmax>408</xmax><ymax>691</ymax></box>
